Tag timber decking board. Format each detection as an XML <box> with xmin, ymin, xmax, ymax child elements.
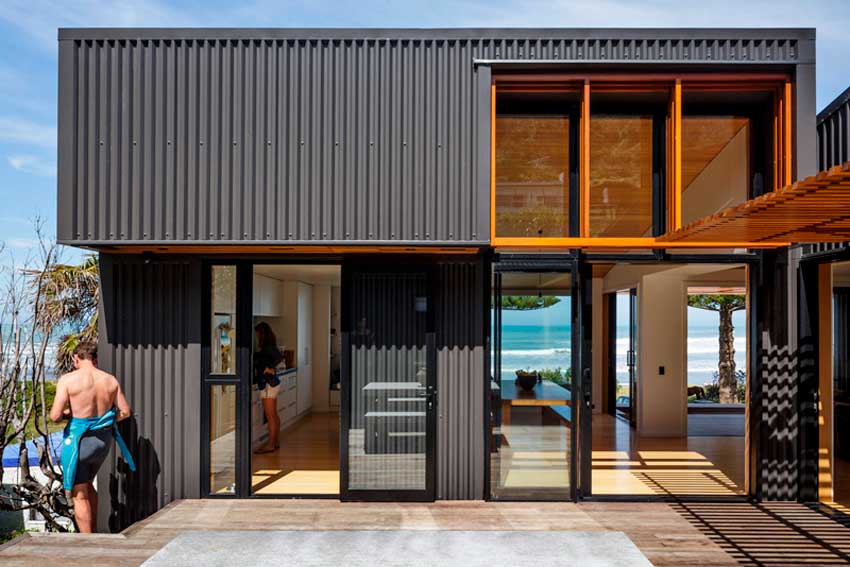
<box><xmin>5</xmin><ymin>499</ymin><xmax>850</xmax><ymax>566</ymax></box>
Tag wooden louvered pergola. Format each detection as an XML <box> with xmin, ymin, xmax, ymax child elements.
<box><xmin>659</xmin><ymin>162</ymin><xmax>850</xmax><ymax>246</ymax></box>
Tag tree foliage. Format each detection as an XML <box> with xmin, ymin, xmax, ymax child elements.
<box><xmin>500</xmin><ymin>295</ymin><xmax>561</xmax><ymax>311</ymax></box>
<box><xmin>687</xmin><ymin>294</ymin><xmax>746</xmax><ymax>313</ymax></box>
<box><xmin>0</xmin><ymin>222</ymin><xmax>75</xmax><ymax>531</ymax></box>
<box><xmin>688</xmin><ymin>293</ymin><xmax>746</xmax><ymax>405</ymax></box>
<box><xmin>26</xmin><ymin>255</ymin><xmax>99</xmax><ymax>374</ymax></box>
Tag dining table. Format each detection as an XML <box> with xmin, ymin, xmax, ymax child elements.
<box><xmin>498</xmin><ymin>379</ymin><xmax>571</xmax><ymax>426</ymax></box>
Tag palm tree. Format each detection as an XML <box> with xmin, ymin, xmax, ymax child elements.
<box><xmin>688</xmin><ymin>294</ymin><xmax>746</xmax><ymax>404</ymax></box>
<box><xmin>31</xmin><ymin>255</ymin><xmax>99</xmax><ymax>374</ymax></box>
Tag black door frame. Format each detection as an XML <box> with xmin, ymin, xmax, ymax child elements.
<box><xmin>488</xmin><ymin>253</ymin><xmax>591</xmax><ymax>501</ymax></box>
<box><xmin>339</xmin><ymin>257</ymin><xmax>438</xmax><ymax>502</ymax></box>
<box><xmin>628</xmin><ymin>288</ymin><xmax>638</xmax><ymax>429</ymax></box>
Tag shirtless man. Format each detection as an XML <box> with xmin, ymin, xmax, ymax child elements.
<box><xmin>50</xmin><ymin>341</ymin><xmax>132</xmax><ymax>533</ymax></box>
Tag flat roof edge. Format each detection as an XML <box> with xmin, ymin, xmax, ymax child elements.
<box><xmin>57</xmin><ymin>27</ymin><xmax>816</xmax><ymax>42</ymax></box>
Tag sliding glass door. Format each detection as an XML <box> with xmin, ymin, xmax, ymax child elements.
<box><xmin>490</xmin><ymin>261</ymin><xmax>582</xmax><ymax>500</ymax></box>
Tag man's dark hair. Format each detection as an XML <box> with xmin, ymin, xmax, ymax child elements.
<box><xmin>73</xmin><ymin>341</ymin><xmax>98</xmax><ymax>361</ymax></box>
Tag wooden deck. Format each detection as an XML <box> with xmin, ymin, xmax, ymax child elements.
<box><xmin>3</xmin><ymin>499</ymin><xmax>850</xmax><ymax>566</ymax></box>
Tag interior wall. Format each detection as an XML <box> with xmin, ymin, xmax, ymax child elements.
<box><xmin>681</xmin><ymin>126</ymin><xmax>749</xmax><ymax>226</ymax></box>
<box><xmin>638</xmin><ymin>272</ymin><xmax>688</xmax><ymax>437</ymax></box>
<box><xmin>311</xmin><ymin>284</ymin><xmax>332</xmax><ymax>412</ymax></box>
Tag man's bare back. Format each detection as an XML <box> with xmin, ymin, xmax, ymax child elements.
<box><xmin>50</xmin><ymin>366</ymin><xmax>131</xmax><ymax>422</ymax></box>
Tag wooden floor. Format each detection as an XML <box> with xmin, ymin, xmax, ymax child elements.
<box><xmin>592</xmin><ymin>413</ymin><xmax>745</xmax><ymax>497</ymax></box>
<box><xmin>833</xmin><ymin>456</ymin><xmax>850</xmax><ymax>510</ymax></box>
<box><xmin>4</xmin><ymin>499</ymin><xmax>850</xmax><ymax>566</ymax></box>
<box><xmin>252</xmin><ymin>412</ymin><xmax>340</xmax><ymax>495</ymax></box>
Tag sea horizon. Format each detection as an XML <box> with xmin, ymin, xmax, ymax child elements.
<box><xmin>494</xmin><ymin>320</ymin><xmax>747</xmax><ymax>386</ymax></box>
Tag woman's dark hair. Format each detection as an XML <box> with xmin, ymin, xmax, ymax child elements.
<box><xmin>254</xmin><ymin>322</ymin><xmax>277</xmax><ymax>350</ymax></box>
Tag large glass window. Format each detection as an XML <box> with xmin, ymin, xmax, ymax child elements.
<box><xmin>495</xmin><ymin>91</ymin><xmax>577</xmax><ymax>238</ymax></box>
<box><xmin>211</xmin><ymin>265</ymin><xmax>237</xmax><ymax>374</ymax></box>
<box><xmin>681</xmin><ymin>117</ymin><xmax>751</xmax><ymax>226</ymax></box>
<box><xmin>589</xmin><ymin>113</ymin><xmax>656</xmax><ymax>238</ymax></box>
<box><xmin>680</xmin><ymin>88</ymin><xmax>775</xmax><ymax>226</ymax></box>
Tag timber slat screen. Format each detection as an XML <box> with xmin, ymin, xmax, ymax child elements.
<box><xmin>659</xmin><ymin>161</ymin><xmax>850</xmax><ymax>244</ymax></box>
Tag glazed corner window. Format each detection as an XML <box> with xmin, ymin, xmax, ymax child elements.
<box><xmin>495</xmin><ymin>91</ymin><xmax>579</xmax><ymax>238</ymax></box>
<box><xmin>589</xmin><ymin>91</ymin><xmax>666</xmax><ymax>238</ymax></box>
<box><xmin>211</xmin><ymin>265</ymin><xmax>237</xmax><ymax>374</ymax></box>
<box><xmin>680</xmin><ymin>89</ymin><xmax>773</xmax><ymax>226</ymax></box>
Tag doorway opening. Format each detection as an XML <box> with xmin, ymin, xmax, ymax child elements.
<box><xmin>594</xmin><ymin>262</ymin><xmax>749</xmax><ymax>497</ymax></box>
<box><xmin>250</xmin><ymin>264</ymin><xmax>342</xmax><ymax>495</ymax></box>
<box><xmin>820</xmin><ymin>260</ymin><xmax>850</xmax><ymax>510</ymax></box>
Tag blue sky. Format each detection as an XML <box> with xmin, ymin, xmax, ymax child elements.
<box><xmin>0</xmin><ymin>0</ymin><xmax>848</xmax><ymax>263</ymax></box>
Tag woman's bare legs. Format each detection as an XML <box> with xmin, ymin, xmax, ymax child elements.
<box><xmin>257</xmin><ymin>397</ymin><xmax>279</xmax><ymax>452</ymax></box>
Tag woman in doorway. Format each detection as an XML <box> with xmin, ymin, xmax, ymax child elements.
<box><xmin>254</xmin><ymin>322</ymin><xmax>283</xmax><ymax>454</ymax></box>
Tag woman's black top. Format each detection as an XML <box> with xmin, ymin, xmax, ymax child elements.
<box><xmin>253</xmin><ymin>345</ymin><xmax>283</xmax><ymax>390</ymax></box>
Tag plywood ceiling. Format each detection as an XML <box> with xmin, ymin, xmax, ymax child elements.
<box><xmin>659</xmin><ymin>162</ymin><xmax>850</xmax><ymax>244</ymax></box>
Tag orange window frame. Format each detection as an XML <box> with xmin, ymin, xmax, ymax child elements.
<box><xmin>490</xmin><ymin>73</ymin><xmax>793</xmax><ymax>249</ymax></box>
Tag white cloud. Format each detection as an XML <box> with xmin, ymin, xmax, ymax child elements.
<box><xmin>7</xmin><ymin>154</ymin><xmax>55</xmax><ymax>177</ymax></box>
<box><xmin>5</xmin><ymin>237</ymin><xmax>39</xmax><ymax>250</ymax></box>
<box><xmin>0</xmin><ymin>117</ymin><xmax>56</xmax><ymax>150</ymax></box>
<box><xmin>0</xmin><ymin>0</ymin><xmax>203</xmax><ymax>52</ymax></box>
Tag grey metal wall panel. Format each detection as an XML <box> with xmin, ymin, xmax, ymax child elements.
<box><xmin>817</xmin><ymin>85</ymin><xmax>850</xmax><ymax>171</ymax></box>
<box><xmin>436</xmin><ymin>260</ymin><xmax>486</xmax><ymax>500</ymax></box>
<box><xmin>96</xmin><ymin>254</ymin><xmax>202</xmax><ymax>532</ymax></box>
<box><xmin>56</xmin><ymin>28</ymin><xmax>814</xmax><ymax>247</ymax></box>
<box><xmin>58</xmin><ymin>37</ymin><xmax>488</xmax><ymax>246</ymax></box>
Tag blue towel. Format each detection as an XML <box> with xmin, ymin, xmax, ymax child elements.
<box><xmin>60</xmin><ymin>407</ymin><xmax>136</xmax><ymax>490</ymax></box>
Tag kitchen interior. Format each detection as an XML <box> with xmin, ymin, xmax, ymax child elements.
<box><xmin>250</xmin><ymin>264</ymin><xmax>342</xmax><ymax>495</ymax></box>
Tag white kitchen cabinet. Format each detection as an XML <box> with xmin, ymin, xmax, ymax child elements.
<box><xmin>297</xmin><ymin>366</ymin><xmax>312</xmax><ymax>414</ymax></box>
<box><xmin>252</xmin><ymin>274</ymin><xmax>283</xmax><ymax>317</ymax></box>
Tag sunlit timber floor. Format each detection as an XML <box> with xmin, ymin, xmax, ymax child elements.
<box><xmin>490</xmin><ymin>409</ymin><xmax>745</xmax><ymax>499</ymax></box>
<box><xmin>591</xmin><ymin>413</ymin><xmax>745</xmax><ymax>497</ymax></box>
<box><xmin>252</xmin><ymin>412</ymin><xmax>340</xmax><ymax>495</ymax></box>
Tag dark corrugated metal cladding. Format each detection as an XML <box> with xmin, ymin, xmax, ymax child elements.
<box><xmin>436</xmin><ymin>259</ymin><xmax>486</xmax><ymax>499</ymax></box>
<box><xmin>97</xmin><ymin>254</ymin><xmax>202</xmax><ymax>531</ymax></box>
<box><xmin>807</xmin><ymin>86</ymin><xmax>850</xmax><ymax>256</ymax></box>
<box><xmin>57</xmin><ymin>32</ymin><xmax>808</xmax><ymax>246</ymax></box>
<box><xmin>58</xmin><ymin>38</ymin><xmax>488</xmax><ymax>245</ymax></box>
<box><xmin>817</xmin><ymin>86</ymin><xmax>850</xmax><ymax>171</ymax></box>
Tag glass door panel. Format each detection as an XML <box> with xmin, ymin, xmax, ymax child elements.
<box><xmin>203</xmin><ymin>263</ymin><xmax>246</xmax><ymax>497</ymax></box>
<box><xmin>209</xmin><ymin>383</ymin><xmax>238</xmax><ymax>494</ymax></box>
<box><xmin>491</xmin><ymin>268</ymin><xmax>575</xmax><ymax>500</ymax></box>
<box><xmin>343</xmin><ymin>269</ymin><xmax>435</xmax><ymax>499</ymax></box>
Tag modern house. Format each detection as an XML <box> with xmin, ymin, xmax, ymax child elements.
<box><xmin>55</xmin><ymin>27</ymin><xmax>850</xmax><ymax>532</ymax></box>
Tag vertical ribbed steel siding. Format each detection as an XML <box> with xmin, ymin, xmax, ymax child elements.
<box><xmin>57</xmin><ymin>31</ymin><xmax>809</xmax><ymax>247</ymax></box>
<box><xmin>97</xmin><ymin>255</ymin><xmax>201</xmax><ymax>531</ymax></box>
<box><xmin>59</xmin><ymin>38</ymin><xmax>486</xmax><ymax>245</ymax></box>
<box><xmin>436</xmin><ymin>260</ymin><xmax>486</xmax><ymax>500</ymax></box>
<box><xmin>817</xmin><ymin>86</ymin><xmax>850</xmax><ymax>171</ymax></box>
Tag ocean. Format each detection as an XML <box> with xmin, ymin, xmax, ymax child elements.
<box><xmin>493</xmin><ymin>307</ymin><xmax>747</xmax><ymax>387</ymax></box>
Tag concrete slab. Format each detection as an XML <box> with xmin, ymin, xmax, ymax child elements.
<box><xmin>142</xmin><ymin>530</ymin><xmax>654</xmax><ymax>567</ymax></box>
